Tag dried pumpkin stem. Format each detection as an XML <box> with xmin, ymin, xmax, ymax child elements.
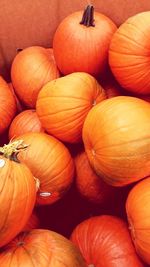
<box><xmin>0</xmin><ymin>140</ymin><xmax>28</xmax><ymax>162</ymax></box>
<box><xmin>80</xmin><ymin>5</ymin><xmax>95</xmax><ymax>27</ymax></box>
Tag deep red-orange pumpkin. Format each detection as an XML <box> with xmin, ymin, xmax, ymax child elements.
<box><xmin>36</xmin><ymin>72</ymin><xmax>106</xmax><ymax>143</ymax></box>
<box><xmin>11</xmin><ymin>46</ymin><xmax>60</xmax><ymax>108</ymax></box>
<box><xmin>8</xmin><ymin>109</ymin><xmax>44</xmax><ymax>140</ymax></box>
<box><xmin>0</xmin><ymin>229</ymin><xmax>86</xmax><ymax>266</ymax></box>
<box><xmin>0</xmin><ymin>77</ymin><xmax>16</xmax><ymax>134</ymax></box>
<box><xmin>0</xmin><ymin>140</ymin><xmax>37</xmax><ymax>247</ymax></box>
<box><xmin>126</xmin><ymin>177</ymin><xmax>150</xmax><ymax>265</ymax></box>
<box><xmin>109</xmin><ymin>11</ymin><xmax>150</xmax><ymax>95</ymax></box>
<box><xmin>70</xmin><ymin>215</ymin><xmax>144</xmax><ymax>267</ymax></box>
<box><xmin>53</xmin><ymin>5</ymin><xmax>117</xmax><ymax>77</ymax></box>
<box><xmin>74</xmin><ymin>150</ymin><xmax>116</xmax><ymax>204</ymax></box>
<box><xmin>83</xmin><ymin>96</ymin><xmax>150</xmax><ymax>186</ymax></box>
<box><xmin>15</xmin><ymin>132</ymin><xmax>74</xmax><ymax>205</ymax></box>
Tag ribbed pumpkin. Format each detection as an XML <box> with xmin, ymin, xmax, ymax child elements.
<box><xmin>36</xmin><ymin>72</ymin><xmax>106</xmax><ymax>143</ymax></box>
<box><xmin>11</xmin><ymin>46</ymin><xmax>60</xmax><ymax>108</ymax></box>
<box><xmin>9</xmin><ymin>109</ymin><xmax>44</xmax><ymax>140</ymax></box>
<box><xmin>109</xmin><ymin>11</ymin><xmax>150</xmax><ymax>95</ymax></box>
<box><xmin>126</xmin><ymin>177</ymin><xmax>150</xmax><ymax>265</ymax></box>
<box><xmin>0</xmin><ymin>140</ymin><xmax>37</xmax><ymax>247</ymax></box>
<box><xmin>53</xmin><ymin>5</ymin><xmax>117</xmax><ymax>77</ymax></box>
<box><xmin>0</xmin><ymin>229</ymin><xmax>86</xmax><ymax>267</ymax></box>
<box><xmin>70</xmin><ymin>215</ymin><xmax>144</xmax><ymax>267</ymax></box>
<box><xmin>15</xmin><ymin>132</ymin><xmax>74</xmax><ymax>205</ymax></box>
<box><xmin>83</xmin><ymin>96</ymin><xmax>150</xmax><ymax>186</ymax></box>
<box><xmin>0</xmin><ymin>76</ymin><xmax>16</xmax><ymax>134</ymax></box>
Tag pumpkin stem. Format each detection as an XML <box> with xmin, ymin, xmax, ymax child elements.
<box><xmin>80</xmin><ymin>5</ymin><xmax>95</xmax><ymax>27</ymax></box>
<box><xmin>0</xmin><ymin>140</ymin><xmax>28</xmax><ymax>162</ymax></box>
<box><xmin>16</xmin><ymin>48</ymin><xmax>23</xmax><ymax>53</ymax></box>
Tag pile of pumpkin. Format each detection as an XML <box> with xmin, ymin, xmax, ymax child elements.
<box><xmin>1</xmin><ymin>4</ymin><xmax>150</xmax><ymax>266</ymax></box>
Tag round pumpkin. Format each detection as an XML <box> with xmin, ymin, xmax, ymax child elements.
<box><xmin>8</xmin><ymin>109</ymin><xmax>44</xmax><ymax>140</ymax></box>
<box><xmin>0</xmin><ymin>140</ymin><xmax>37</xmax><ymax>247</ymax></box>
<box><xmin>53</xmin><ymin>5</ymin><xmax>117</xmax><ymax>77</ymax></box>
<box><xmin>109</xmin><ymin>11</ymin><xmax>150</xmax><ymax>95</ymax></box>
<box><xmin>11</xmin><ymin>46</ymin><xmax>60</xmax><ymax>108</ymax></box>
<box><xmin>70</xmin><ymin>215</ymin><xmax>144</xmax><ymax>267</ymax></box>
<box><xmin>36</xmin><ymin>72</ymin><xmax>106</xmax><ymax>143</ymax></box>
<box><xmin>74</xmin><ymin>150</ymin><xmax>116</xmax><ymax>204</ymax></box>
<box><xmin>15</xmin><ymin>132</ymin><xmax>74</xmax><ymax>205</ymax></box>
<box><xmin>83</xmin><ymin>96</ymin><xmax>150</xmax><ymax>186</ymax></box>
<box><xmin>0</xmin><ymin>76</ymin><xmax>16</xmax><ymax>134</ymax></box>
<box><xmin>0</xmin><ymin>229</ymin><xmax>86</xmax><ymax>266</ymax></box>
<box><xmin>126</xmin><ymin>177</ymin><xmax>150</xmax><ymax>265</ymax></box>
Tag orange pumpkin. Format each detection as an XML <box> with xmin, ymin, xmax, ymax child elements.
<box><xmin>11</xmin><ymin>46</ymin><xmax>60</xmax><ymax>108</ymax></box>
<box><xmin>8</xmin><ymin>109</ymin><xmax>44</xmax><ymax>140</ymax></box>
<box><xmin>8</xmin><ymin>82</ymin><xmax>24</xmax><ymax>113</ymax></box>
<box><xmin>53</xmin><ymin>5</ymin><xmax>117</xmax><ymax>77</ymax></box>
<box><xmin>36</xmin><ymin>72</ymin><xmax>106</xmax><ymax>143</ymax></box>
<box><xmin>15</xmin><ymin>132</ymin><xmax>74</xmax><ymax>205</ymax></box>
<box><xmin>0</xmin><ymin>140</ymin><xmax>37</xmax><ymax>247</ymax></box>
<box><xmin>126</xmin><ymin>177</ymin><xmax>150</xmax><ymax>265</ymax></box>
<box><xmin>0</xmin><ymin>229</ymin><xmax>86</xmax><ymax>266</ymax></box>
<box><xmin>109</xmin><ymin>11</ymin><xmax>150</xmax><ymax>95</ymax></box>
<box><xmin>0</xmin><ymin>77</ymin><xmax>16</xmax><ymax>134</ymax></box>
<box><xmin>83</xmin><ymin>96</ymin><xmax>150</xmax><ymax>186</ymax></box>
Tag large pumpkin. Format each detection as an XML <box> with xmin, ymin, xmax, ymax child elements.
<box><xmin>15</xmin><ymin>132</ymin><xmax>74</xmax><ymax>205</ymax></box>
<box><xmin>109</xmin><ymin>11</ymin><xmax>150</xmax><ymax>95</ymax></box>
<box><xmin>83</xmin><ymin>96</ymin><xmax>150</xmax><ymax>186</ymax></box>
<box><xmin>53</xmin><ymin>5</ymin><xmax>117</xmax><ymax>77</ymax></box>
<box><xmin>70</xmin><ymin>215</ymin><xmax>144</xmax><ymax>267</ymax></box>
<box><xmin>36</xmin><ymin>72</ymin><xmax>106</xmax><ymax>143</ymax></box>
<box><xmin>11</xmin><ymin>46</ymin><xmax>60</xmax><ymax>108</ymax></box>
<box><xmin>0</xmin><ymin>229</ymin><xmax>86</xmax><ymax>266</ymax></box>
<box><xmin>0</xmin><ymin>140</ymin><xmax>37</xmax><ymax>247</ymax></box>
<box><xmin>126</xmin><ymin>177</ymin><xmax>150</xmax><ymax>265</ymax></box>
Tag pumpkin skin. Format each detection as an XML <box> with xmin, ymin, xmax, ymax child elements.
<box><xmin>0</xmin><ymin>141</ymin><xmax>37</xmax><ymax>247</ymax></box>
<box><xmin>0</xmin><ymin>229</ymin><xmax>86</xmax><ymax>267</ymax></box>
<box><xmin>8</xmin><ymin>82</ymin><xmax>24</xmax><ymax>113</ymax></box>
<box><xmin>15</xmin><ymin>132</ymin><xmax>74</xmax><ymax>205</ymax></box>
<box><xmin>36</xmin><ymin>72</ymin><xmax>106</xmax><ymax>143</ymax></box>
<box><xmin>23</xmin><ymin>211</ymin><xmax>40</xmax><ymax>232</ymax></box>
<box><xmin>83</xmin><ymin>96</ymin><xmax>150</xmax><ymax>186</ymax></box>
<box><xmin>8</xmin><ymin>109</ymin><xmax>44</xmax><ymax>140</ymax></box>
<box><xmin>11</xmin><ymin>46</ymin><xmax>60</xmax><ymax>108</ymax></box>
<box><xmin>74</xmin><ymin>150</ymin><xmax>116</xmax><ymax>204</ymax></box>
<box><xmin>126</xmin><ymin>177</ymin><xmax>150</xmax><ymax>265</ymax></box>
<box><xmin>0</xmin><ymin>76</ymin><xmax>16</xmax><ymax>134</ymax></box>
<box><xmin>53</xmin><ymin>5</ymin><xmax>117</xmax><ymax>77</ymax></box>
<box><xmin>109</xmin><ymin>11</ymin><xmax>150</xmax><ymax>95</ymax></box>
<box><xmin>70</xmin><ymin>215</ymin><xmax>144</xmax><ymax>267</ymax></box>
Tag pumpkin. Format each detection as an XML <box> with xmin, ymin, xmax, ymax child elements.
<box><xmin>15</xmin><ymin>132</ymin><xmax>74</xmax><ymax>205</ymax></box>
<box><xmin>8</xmin><ymin>82</ymin><xmax>24</xmax><ymax>113</ymax></box>
<box><xmin>0</xmin><ymin>229</ymin><xmax>86</xmax><ymax>266</ymax></box>
<box><xmin>0</xmin><ymin>140</ymin><xmax>37</xmax><ymax>247</ymax></box>
<box><xmin>8</xmin><ymin>109</ymin><xmax>44</xmax><ymax>140</ymax></box>
<box><xmin>83</xmin><ymin>96</ymin><xmax>150</xmax><ymax>186</ymax></box>
<box><xmin>23</xmin><ymin>211</ymin><xmax>40</xmax><ymax>232</ymax></box>
<box><xmin>53</xmin><ymin>5</ymin><xmax>117</xmax><ymax>77</ymax></box>
<box><xmin>0</xmin><ymin>76</ymin><xmax>16</xmax><ymax>134</ymax></box>
<box><xmin>11</xmin><ymin>46</ymin><xmax>60</xmax><ymax>108</ymax></box>
<box><xmin>74</xmin><ymin>150</ymin><xmax>116</xmax><ymax>204</ymax></box>
<box><xmin>109</xmin><ymin>11</ymin><xmax>150</xmax><ymax>95</ymax></box>
<box><xmin>126</xmin><ymin>177</ymin><xmax>150</xmax><ymax>265</ymax></box>
<box><xmin>36</xmin><ymin>72</ymin><xmax>106</xmax><ymax>143</ymax></box>
<box><xmin>70</xmin><ymin>215</ymin><xmax>144</xmax><ymax>267</ymax></box>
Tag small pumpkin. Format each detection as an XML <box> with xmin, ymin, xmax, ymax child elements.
<box><xmin>109</xmin><ymin>11</ymin><xmax>150</xmax><ymax>95</ymax></box>
<box><xmin>11</xmin><ymin>46</ymin><xmax>60</xmax><ymax>108</ymax></box>
<box><xmin>15</xmin><ymin>132</ymin><xmax>74</xmax><ymax>205</ymax></box>
<box><xmin>70</xmin><ymin>215</ymin><xmax>144</xmax><ymax>267</ymax></box>
<box><xmin>83</xmin><ymin>96</ymin><xmax>150</xmax><ymax>186</ymax></box>
<box><xmin>8</xmin><ymin>109</ymin><xmax>44</xmax><ymax>140</ymax></box>
<box><xmin>36</xmin><ymin>72</ymin><xmax>106</xmax><ymax>143</ymax></box>
<box><xmin>0</xmin><ymin>229</ymin><xmax>86</xmax><ymax>267</ymax></box>
<box><xmin>126</xmin><ymin>177</ymin><xmax>150</xmax><ymax>265</ymax></box>
<box><xmin>0</xmin><ymin>140</ymin><xmax>37</xmax><ymax>247</ymax></box>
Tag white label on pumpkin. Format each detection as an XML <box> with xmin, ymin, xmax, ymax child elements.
<box><xmin>40</xmin><ymin>192</ymin><xmax>51</xmax><ymax>197</ymax></box>
<box><xmin>0</xmin><ymin>159</ymin><xmax>5</xmax><ymax>168</ymax></box>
